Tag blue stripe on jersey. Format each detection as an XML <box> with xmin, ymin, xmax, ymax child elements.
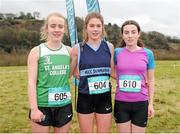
<box><xmin>114</xmin><ymin>48</ymin><xmax>124</xmax><ymax>65</ymax></box>
<box><xmin>80</xmin><ymin>67</ymin><xmax>111</xmax><ymax>76</ymax></box>
<box><xmin>144</xmin><ymin>48</ymin><xmax>155</xmax><ymax>69</ymax></box>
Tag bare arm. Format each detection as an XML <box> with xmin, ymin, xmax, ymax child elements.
<box><xmin>65</xmin><ymin>45</ymin><xmax>73</xmax><ymax>78</ymax></box>
<box><xmin>27</xmin><ymin>46</ymin><xmax>44</xmax><ymax>122</ymax></box>
<box><xmin>147</xmin><ymin>69</ymin><xmax>155</xmax><ymax>118</ymax></box>
<box><xmin>108</xmin><ymin>42</ymin><xmax>116</xmax><ymax>79</ymax></box>
<box><xmin>28</xmin><ymin>47</ymin><xmax>39</xmax><ymax>110</ymax></box>
<box><xmin>70</xmin><ymin>45</ymin><xmax>79</xmax><ymax>79</ymax></box>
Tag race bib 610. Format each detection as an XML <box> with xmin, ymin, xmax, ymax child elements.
<box><xmin>119</xmin><ymin>75</ymin><xmax>141</xmax><ymax>92</ymax></box>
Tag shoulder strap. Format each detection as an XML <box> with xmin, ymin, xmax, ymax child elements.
<box><xmin>103</xmin><ymin>40</ymin><xmax>112</xmax><ymax>57</ymax></box>
<box><xmin>38</xmin><ymin>43</ymin><xmax>45</xmax><ymax>57</ymax></box>
<box><xmin>63</xmin><ymin>44</ymin><xmax>71</xmax><ymax>56</ymax></box>
<box><xmin>105</xmin><ymin>40</ymin><xmax>112</xmax><ymax>53</ymax></box>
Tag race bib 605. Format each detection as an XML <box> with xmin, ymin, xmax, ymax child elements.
<box><xmin>48</xmin><ymin>86</ymin><xmax>71</xmax><ymax>106</ymax></box>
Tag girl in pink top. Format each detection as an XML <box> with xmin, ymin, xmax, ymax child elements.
<box><xmin>114</xmin><ymin>20</ymin><xmax>155</xmax><ymax>133</ymax></box>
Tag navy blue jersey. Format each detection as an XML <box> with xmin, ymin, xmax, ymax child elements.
<box><xmin>78</xmin><ymin>41</ymin><xmax>111</xmax><ymax>94</ymax></box>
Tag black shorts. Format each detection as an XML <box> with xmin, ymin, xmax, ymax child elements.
<box><xmin>29</xmin><ymin>103</ymin><xmax>73</xmax><ymax>127</ymax></box>
<box><xmin>77</xmin><ymin>92</ymin><xmax>112</xmax><ymax>114</ymax></box>
<box><xmin>114</xmin><ymin>100</ymin><xmax>148</xmax><ymax>127</ymax></box>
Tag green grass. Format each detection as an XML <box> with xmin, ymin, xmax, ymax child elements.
<box><xmin>0</xmin><ymin>60</ymin><xmax>180</xmax><ymax>132</ymax></box>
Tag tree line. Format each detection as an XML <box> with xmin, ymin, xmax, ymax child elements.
<box><xmin>0</xmin><ymin>12</ymin><xmax>180</xmax><ymax>53</ymax></box>
<box><xmin>0</xmin><ymin>12</ymin><xmax>40</xmax><ymax>20</ymax></box>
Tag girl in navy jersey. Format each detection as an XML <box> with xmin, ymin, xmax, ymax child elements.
<box><xmin>70</xmin><ymin>12</ymin><xmax>115</xmax><ymax>133</ymax></box>
<box><xmin>114</xmin><ymin>20</ymin><xmax>155</xmax><ymax>133</ymax></box>
<box><xmin>27</xmin><ymin>12</ymin><xmax>72</xmax><ymax>133</ymax></box>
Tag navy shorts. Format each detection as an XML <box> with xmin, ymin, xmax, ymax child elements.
<box><xmin>77</xmin><ymin>92</ymin><xmax>112</xmax><ymax>114</ymax></box>
<box><xmin>29</xmin><ymin>103</ymin><xmax>73</xmax><ymax>127</ymax></box>
<box><xmin>114</xmin><ymin>100</ymin><xmax>148</xmax><ymax>127</ymax></box>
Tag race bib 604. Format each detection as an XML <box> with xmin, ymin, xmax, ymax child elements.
<box><xmin>88</xmin><ymin>76</ymin><xmax>110</xmax><ymax>94</ymax></box>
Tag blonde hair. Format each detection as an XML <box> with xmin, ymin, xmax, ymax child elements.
<box><xmin>40</xmin><ymin>12</ymin><xmax>67</xmax><ymax>41</ymax></box>
<box><xmin>83</xmin><ymin>12</ymin><xmax>106</xmax><ymax>43</ymax></box>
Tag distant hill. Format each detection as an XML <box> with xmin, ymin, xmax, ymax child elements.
<box><xmin>0</xmin><ymin>17</ymin><xmax>180</xmax><ymax>54</ymax></box>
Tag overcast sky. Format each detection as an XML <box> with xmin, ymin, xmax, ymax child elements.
<box><xmin>0</xmin><ymin>0</ymin><xmax>180</xmax><ymax>37</ymax></box>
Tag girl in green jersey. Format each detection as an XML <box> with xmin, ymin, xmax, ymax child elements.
<box><xmin>27</xmin><ymin>12</ymin><xmax>72</xmax><ymax>133</ymax></box>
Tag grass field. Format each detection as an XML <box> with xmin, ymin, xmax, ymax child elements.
<box><xmin>0</xmin><ymin>60</ymin><xmax>180</xmax><ymax>133</ymax></box>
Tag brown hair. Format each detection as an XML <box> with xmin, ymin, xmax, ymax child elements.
<box><xmin>40</xmin><ymin>12</ymin><xmax>67</xmax><ymax>42</ymax></box>
<box><xmin>83</xmin><ymin>12</ymin><xmax>106</xmax><ymax>44</ymax></box>
<box><xmin>120</xmin><ymin>20</ymin><xmax>144</xmax><ymax>47</ymax></box>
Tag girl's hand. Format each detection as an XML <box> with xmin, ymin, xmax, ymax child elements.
<box><xmin>30</xmin><ymin>108</ymin><xmax>45</xmax><ymax>122</ymax></box>
<box><xmin>148</xmin><ymin>104</ymin><xmax>154</xmax><ymax>118</ymax></box>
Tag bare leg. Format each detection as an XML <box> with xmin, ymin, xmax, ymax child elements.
<box><xmin>54</xmin><ymin>121</ymin><xmax>72</xmax><ymax>133</ymax></box>
<box><xmin>116</xmin><ymin>121</ymin><xmax>131</xmax><ymax>133</ymax></box>
<box><xmin>132</xmin><ymin>123</ymin><xmax>146</xmax><ymax>133</ymax></box>
<box><xmin>31</xmin><ymin>121</ymin><xmax>49</xmax><ymax>133</ymax></box>
<box><xmin>95</xmin><ymin>113</ymin><xmax>112</xmax><ymax>133</ymax></box>
<box><xmin>77</xmin><ymin>113</ymin><xmax>94</xmax><ymax>133</ymax></box>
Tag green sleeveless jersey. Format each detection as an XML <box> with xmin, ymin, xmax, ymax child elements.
<box><xmin>37</xmin><ymin>43</ymin><xmax>71</xmax><ymax>107</ymax></box>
